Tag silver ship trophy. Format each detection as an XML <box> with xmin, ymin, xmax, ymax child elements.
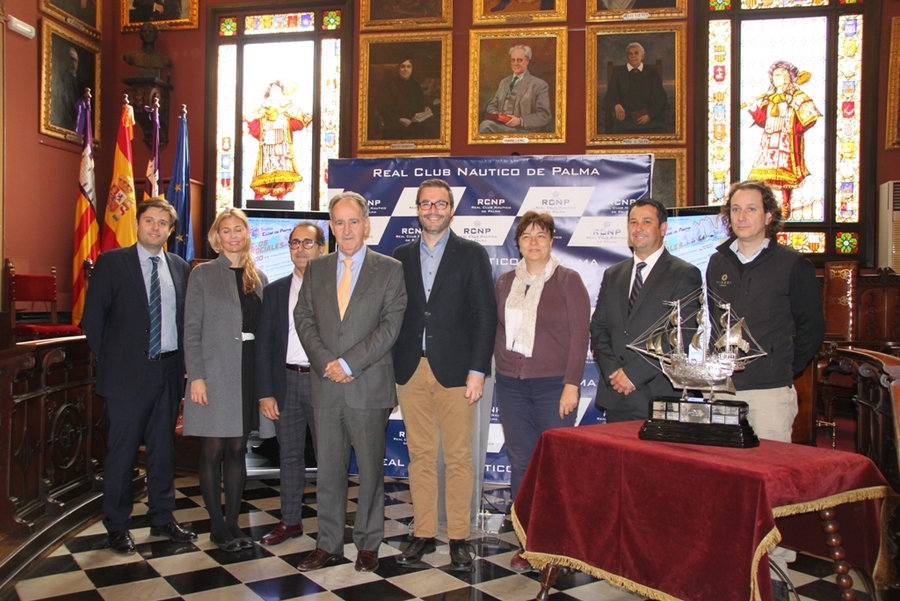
<box><xmin>626</xmin><ymin>283</ymin><xmax>765</xmax><ymax>448</ymax></box>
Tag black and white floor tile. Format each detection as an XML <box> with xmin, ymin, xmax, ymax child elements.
<box><xmin>3</xmin><ymin>476</ymin><xmax>874</xmax><ymax>601</ymax></box>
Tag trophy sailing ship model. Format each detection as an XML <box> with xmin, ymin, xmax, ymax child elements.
<box><xmin>627</xmin><ymin>284</ymin><xmax>766</xmax><ymax>448</ymax></box>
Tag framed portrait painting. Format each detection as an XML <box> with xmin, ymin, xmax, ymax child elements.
<box><xmin>586</xmin><ymin>21</ymin><xmax>685</xmax><ymax>146</ymax></box>
<box><xmin>469</xmin><ymin>27</ymin><xmax>566</xmax><ymax>144</ymax></box>
<box><xmin>41</xmin><ymin>19</ymin><xmax>101</xmax><ymax>145</ymax></box>
<box><xmin>121</xmin><ymin>0</ymin><xmax>198</xmax><ymax>32</ymax></box>
<box><xmin>360</xmin><ymin>0</ymin><xmax>452</xmax><ymax>31</ymax></box>
<box><xmin>358</xmin><ymin>32</ymin><xmax>452</xmax><ymax>152</ymax></box>
<box><xmin>40</xmin><ymin>0</ymin><xmax>101</xmax><ymax>39</ymax></box>
<box><xmin>887</xmin><ymin>18</ymin><xmax>900</xmax><ymax>150</ymax></box>
<box><xmin>473</xmin><ymin>0</ymin><xmax>566</xmax><ymax>26</ymax></box>
<box><xmin>586</xmin><ymin>0</ymin><xmax>685</xmax><ymax>23</ymax></box>
<box><xmin>588</xmin><ymin>148</ymin><xmax>686</xmax><ymax>207</ymax></box>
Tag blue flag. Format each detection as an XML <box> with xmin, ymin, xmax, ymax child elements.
<box><xmin>166</xmin><ymin>110</ymin><xmax>193</xmax><ymax>261</ymax></box>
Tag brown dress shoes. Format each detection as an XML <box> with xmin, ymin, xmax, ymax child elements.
<box><xmin>260</xmin><ymin>522</ymin><xmax>304</xmax><ymax>546</ymax></box>
<box><xmin>355</xmin><ymin>549</ymin><xmax>378</xmax><ymax>572</ymax></box>
<box><xmin>297</xmin><ymin>548</ymin><xmax>343</xmax><ymax>571</ymax></box>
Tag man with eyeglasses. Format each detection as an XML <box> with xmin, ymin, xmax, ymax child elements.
<box><xmin>392</xmin><ymin>179</ymin><xmax>497</xmax><ymax>570</ymax></box>
<box><xmin>255</xmin><ymin>221</ymin><xmax>325</xmax><ymax>546</ymax></box>
<box><xmin>478</xmin><ymin>45</ymin><xmax>552</xmax><ymax>134</ymax></box>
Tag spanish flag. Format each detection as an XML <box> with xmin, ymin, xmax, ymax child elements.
<box><xmin>72</xmin><ymin>94</ymin><xmax>99</xmax><ymax>326</ymax></box>
<box><xmin>100</xmin><ymin>99</ymin><xmax>138</xmax><ymax>251</ymax></box>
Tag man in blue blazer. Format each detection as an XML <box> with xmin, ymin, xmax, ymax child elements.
<box><xmin>255</xmin><ymin>221</ymin><xmax>324</xmax><ymax>546</ymax></box>
<box><xmin>590</xmin><ymin>198</ymin><xmax>701</xmax><ymax>422</ymax></box>
<box><xmin>295</xmin><ymin>192</ymin><xmax>407</xmax><ymax>573</ymax></box>
<box><xmin>82</xmin><ymin>198</ymin><xmax>196</xmax><ymax>555</ymax></box>
<box><xmin>392</xmin><ymin>179</ymin><xmax>496</xmax><ymax>570</ymax></box>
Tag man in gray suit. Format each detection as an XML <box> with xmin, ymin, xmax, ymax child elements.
<box><xmin>590</xmin><ymin>198</ymin><xmax>701</xmax><ymax>422</ymax></box>
<box><xmin>294</xmin><ymin>192</ymin><xmax>407</xmax><ymax>573</ymax></box>
<box><xmin>479</xmin><ymin>45</ymin><xmax>552</xmax><ymax>134</ymax></box>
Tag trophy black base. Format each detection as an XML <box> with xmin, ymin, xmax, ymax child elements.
<box><xmin>638</xmin><ymin>398</ymin><xmax>760</xmax><ymax>448</ymax></box>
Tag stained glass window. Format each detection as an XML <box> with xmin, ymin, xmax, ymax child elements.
<box><xmin>211</xmin><ymin>5</ymin><xmax>347</xmax><ymax>213</ymax></box>
<box><xmin>707</xmin><ymin>20</ymin><xmax>731</xmax><ymax>204</ymax></box>
<box><xmin>701</xmin><ymin>2</ymin><xmax>873</xmax><ymax>260</ymax></box>
<box><xmin>322</xmin><ymin>10</ymin><xmax>341</xmax><ymax>30</ymax></box>
<box><xmin>776</xmin><ymin>232</ymin><xmax>826</xmax><ymax>253</ymax></box>
<box><xmin>740</xmin><ymin>0</ymin><xmax>827</xmax><ymax>9</ymax></box>
<box><xmin>219</xmin><ymin>17</ymin><xmax>238</xmax><ymax>37</ymax></box>
<box><xmin>244</xmin><ymin>13</ymin><xmax>315</xmax><ymax>35</ymax></box>
<box><xmin>835</xmin><ymin>232</ymin><xmax>859</xmax><ymax>254</ymax></box>
<box><xmin>835</xmin><ymin>15</ymin><xmax>862</xmax><ymax>223</ymax></box>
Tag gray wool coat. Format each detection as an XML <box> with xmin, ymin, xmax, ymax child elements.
<box><xmin>183</xmin><ymin>253</ymin><xmax>267</xmax><ymax>437</ymax></box>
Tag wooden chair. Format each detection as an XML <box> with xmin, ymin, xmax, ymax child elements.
<box><xmin>6</xmin><ymin>259</ymin><xmax>82</xmax><ymax>343</ymax></box>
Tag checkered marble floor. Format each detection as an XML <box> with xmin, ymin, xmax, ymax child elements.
<box><xmin>2</xmin><ymin>476</ymin><xmax>875</xmax><ymax>601</ymax></box>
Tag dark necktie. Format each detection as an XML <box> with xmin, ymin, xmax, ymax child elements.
<box><xmin>509</xmin><ymin>76</ymin><xmax>518</xmax><ymax>93</ymax></box>
<box><xmin>628</xmin><ymin>261</ymin><xmax>646</xmax><ymax>314</ymax></box>
<box><xmin>149</xmin><ymin>256</ymin><xmax>162</xmax><ymax>356</ymax></box>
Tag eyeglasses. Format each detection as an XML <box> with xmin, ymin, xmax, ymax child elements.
<box><xmin>289</xmin><ymin>238</ymin><xmax>318</xmax><ymax>249</ymax></box>
<box><xmin>417</xmin><ymin>200</ymin><xmax>450</xmax><ymax>210</ymax></box>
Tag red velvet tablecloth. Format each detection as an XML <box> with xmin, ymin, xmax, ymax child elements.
<box><xmin>511</xmin><ymin>421</ymin><xmax>896</xmax><ymax>601</ymax></box>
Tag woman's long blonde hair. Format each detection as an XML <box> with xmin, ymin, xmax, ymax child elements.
<box><xmin>208</xmin><ymin>208</ymin><xmax>261</xmax><ymax>294</ymax></box>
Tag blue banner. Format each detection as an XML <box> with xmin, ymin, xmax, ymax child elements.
<box><xmin>330</xmin><ymin>155</ymin><xmax>652</xmax><ymax>482</ymax></box>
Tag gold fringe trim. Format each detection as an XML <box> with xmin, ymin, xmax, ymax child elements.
<box><xmin>513</xmin><ymin>487</ymin><xmax>899</xmax><ymax>601</ymax></box>
<box><xmin>751</xmin><ymin>528</ymin><xmax>783</xmax><ymax>601</ymax></box>
<box><xmin>771</xmin><ymin>485</ymin><xmax>895</xmax><ymax>519</ymax></box>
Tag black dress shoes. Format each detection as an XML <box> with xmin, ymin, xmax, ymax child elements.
<box><xmin>108</xmin><ymin>530</ymin><xmax>135</xmax><ymax>555</ymax></box>
<box><xmin>449</xmin><ymin>539</ymin><xmax>473</xmax><ymax>570</ymax></box>
<box><xmin>297</xmin><ymin>548</ymin><xmax>343</xmax><ymax>571</ymax></box>
<box><xmin>396</xmin><ymin>537</ymin><xmax>436</xmax><ymax>565</ymax></box>
<box><xmin>260</xmin><ymin>522</ymin><xmax>304</xmax><ymax>546</ymax></box>
<box><xmin>355</xmin><ymin>549</ymin><xmax>379</xmax><ymax>572</ymax></box>
<box><xmin>210</xmin><ymin>532</ymin><xmax>241</xmax><ymax>553</ymax></box>
<box><xmin>150</xmin><ymin>521</ymin><xmax>198</xmax><ymax>542</ymax></box>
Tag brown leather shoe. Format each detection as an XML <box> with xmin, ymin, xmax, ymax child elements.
<box><xmin>297</xmin><ymin>548</ymin><xmax>342</xmax><ymax>571</ymax></box>
<box><xmin>260</xmin><ymin>522</ymin><xmax>304</xmax><ymax>546</ymax></box>
<box><xmin>355</xmin><ymin>549</ymin><xmax>378</xmax><ymax>572</ymax></box>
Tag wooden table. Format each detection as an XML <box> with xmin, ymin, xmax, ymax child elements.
<box><xmin>512</xmin><ymin>421</ymin><xmax>896</xmax><ymax>601</ymax></box>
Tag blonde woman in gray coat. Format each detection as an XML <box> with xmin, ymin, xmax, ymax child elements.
<box><xmin>184</xmin><ymin>208</ymin><xmax>267</xmax><ymax>552</ymax></box>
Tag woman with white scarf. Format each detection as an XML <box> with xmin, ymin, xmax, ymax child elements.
<box><xmin>493</xmin><ymin>211</ymin><xmax>590</xmax><ymax>572</ymax></box>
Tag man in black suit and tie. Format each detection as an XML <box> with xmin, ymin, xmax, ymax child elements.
<box><xmin>590</xmin><ymin>198</ymin><xmax>701</xmax><ymax>422</ymax></box>
<box><xmin>391</xmin><ymin>179</ymin><xmax>497</xmax><ymax>570</ymax></box>
<box><xmin>294</xmin><ymin>192</ymin><xmax>407</xmax><ymax>573</ymax></box>
<box><xmin>82</xmin><ymin>198</ymin><xmax>196</xmax><ymax>554</ymax></box>
<box><xmin>255</xmin><ymin>221</ymin><xmax>325</xmax><ymax>546</ymax></box>
<box><xmin>604</xmin><ymin>42</ymin><xmax>668</xmax><ymax>134</ymax></box>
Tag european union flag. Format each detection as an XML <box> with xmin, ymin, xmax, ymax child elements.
<box><xmin>167</xmin><ymin>109</ymin><xmax>193</xmax><ymax>261</ymax></box>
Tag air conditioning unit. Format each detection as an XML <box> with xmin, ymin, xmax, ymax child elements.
<box><xmin>878</xmin><ymin>181</ymin><xmax>900</xmax><ymax>271</ymax></box>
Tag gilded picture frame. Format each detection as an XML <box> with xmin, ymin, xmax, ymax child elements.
<box><xmin>41</xmin><ymin>19</ymin><xmax>101</xmax><ymax>145</ymax></box>
<box><xmin>586</xmin><ymin>21</ymin><xmax>685</xmax><ymax>147</ymax></box>
<box><xmin>586</xmin><ymin>0</ymin><xmax>685</xmax><ymax>23</ymax></box>
<box><xmin>361</xmin><ymin>0</ymin><xmax>452</xmax><ymax>31</ymax></box>
<box><xmin>473</xmin><ymin>0</ymin><xmax>566</xmax><ymax>26</ymax></box>
<box><xmin>41</xmin><ymin>0</ymin><xmax>101</xmax><ymax>39</ymax></box>
<box><xmin>886</xmin><ymin>18</ymin><xmax>900</xmax><ymax>150</ymax></box>
<box><xmin>469</xmin><ymin>27</ymin><xmax>567</xmax><ymax>145</ymax></box>
<box><xmin>358</xmin><ymin>32</ymin><xmax>452</xmax><ymax>152</ymax></box>
<box><xmin>588</xmin><ymin>149</ymin><xmax>686</xmax><ymax>207</ymax></box>
<box><xmin>121</xmin><ymin>0</ymin><xmax>198</xmax><ymax>32</ymax></box>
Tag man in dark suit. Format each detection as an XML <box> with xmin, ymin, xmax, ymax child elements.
<box><xmin>82</xmin><ymin>198</ymin><xmax>196</xmax><ymax>554</ymax></box>
<box><xmin>391</xmin><ymin>179</ymin><xmax>496</xmax><ymax>570</ymax></box>
<box><xmin>590</xmin><ymin>198</ymin><xmax>701</xmax><ymax>422</ymax></box>
<box><xmin>255</xmin><ymin>221</ymin><xmax>325</xmax><ymax>546</ymax></box>
<box><xmin>604</xmin><ymin>42</ymin><xmax>668</xmax><ymax>134</ymax></box>
<box><xmin>294</xmin><ymin>192</ymin><xmax>407</xmax><ymax>573</ymax></box>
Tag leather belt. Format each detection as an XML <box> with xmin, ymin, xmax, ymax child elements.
<box><xmin>286</xmin><ymin>364</ymin><xmax>311</xmax><ymax>373</ymax></box>
<box><xmin>148</xmin><ymin>350</ymin><xmax>177</xmax><ymax>361</ymax></box>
